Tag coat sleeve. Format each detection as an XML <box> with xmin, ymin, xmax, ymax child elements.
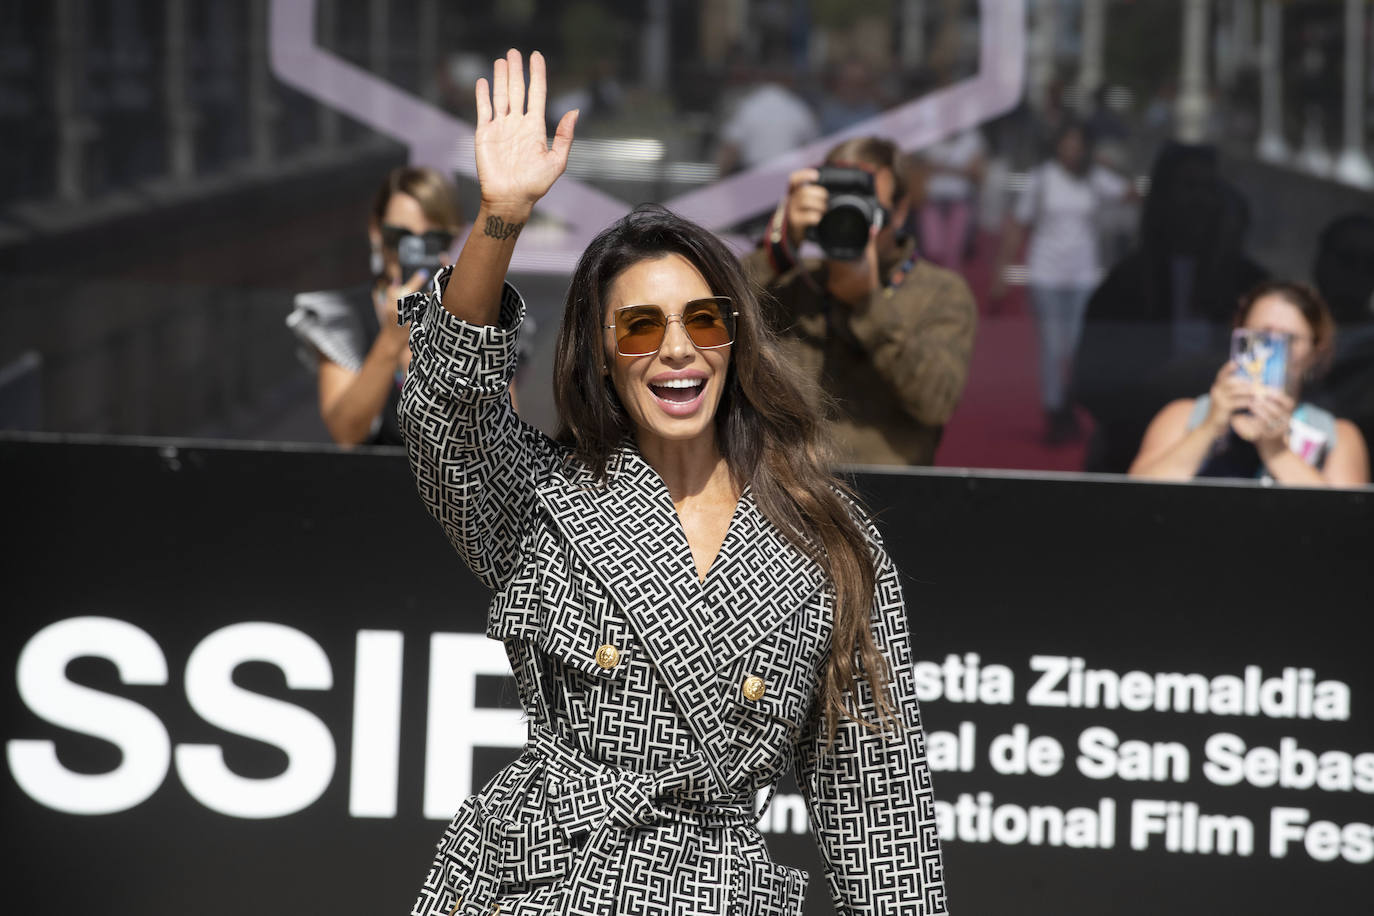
<box><xmin>793</xmin><ymin>548</ymin><xmax>949</xmax><ymax>916</ymax></box>
<box><xmin>397</xmin><ymin>267</ymin><xmax>553</xmax><ymax>590</ymax></box>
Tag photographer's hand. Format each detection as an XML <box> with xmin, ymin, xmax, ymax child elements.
<box><xmin>376</xmin><ymin>268</ymin><xmax>430</xmax><ymax>367</ymax></box>
<box><xmin>780</xmin><ymin>169</ymin><xmax>826</xmax><ymax>249</ymax></box>
<box><xmin>377</xmin><ymin>269</ymin><xmax>428</xmax><ymax>326</ymax></box>
<box><xmin>319</xmin><ymin>265</ymin><xmax>430</xmax><ymax>446</ymax></box>
<box><xmin>825</xmin><ymin>225</ymin><xmax>881</xmax><ymax>308</ymax></box>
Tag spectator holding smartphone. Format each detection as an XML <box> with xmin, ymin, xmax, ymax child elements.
<box><xmin>287</xmin><ymin>166</ymin><xmax>461</xmax><ymax>446</ymax></box>
<box><xmin>1129</xmin><ymin>280</ymin><xmax>1368</xmax><ymax>485</ymax></box>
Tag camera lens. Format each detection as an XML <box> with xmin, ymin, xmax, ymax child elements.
<box><xmin>397</xmin><ymin>234</ymin><xmax>441</xmax><ymax>278</ymax></box>
<box><xmin>817</xmin><ymin>197</ymin><xmax>875</xmax><ymax>261</ymax></box>
<box><xmin>397</xmin><ymin>235</ymin><xmax>426</xmax><ymax>263</ymax></box>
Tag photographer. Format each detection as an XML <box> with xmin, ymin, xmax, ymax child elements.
<box><xmin>743</xmin><ymin>137</ymin><xmax>976</xmax><ymax>465</ymax></box>
<box><xmin>286</xmin><ymin>166</ymin><xmax>460</xmax><ymax>446</ymax></box>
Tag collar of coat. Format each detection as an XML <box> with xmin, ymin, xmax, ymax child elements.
<box><xmin>534</xmin><ymin>441</ymin><xmax>827</xmax><ymax>789</ymax></box>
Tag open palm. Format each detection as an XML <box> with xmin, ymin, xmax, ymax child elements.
<box><xmin>475</xmin><ymin>49</ymin><xmax>577</xmax><ymax>212</ymax></box>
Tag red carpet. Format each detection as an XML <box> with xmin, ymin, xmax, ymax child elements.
<box><xmin>932</xmin><ymin>231</ymin><xmax>1092</xmax><ymax>472</ymax></box>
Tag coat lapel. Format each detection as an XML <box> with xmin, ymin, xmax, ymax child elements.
<box><xmin>535</xmin><ymin>446</ymin><xmax>825</xmax><ymax>790</ymax></box>
<box><xmin>700</xmin><ymin>491</ymin><xmax>826</xmax><ymax>664</ymax></box>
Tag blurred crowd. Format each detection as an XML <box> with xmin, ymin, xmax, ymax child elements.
<box><xmin>290</xmin><ymin>77</ymin><xmax>1374</xmax><ymax>487</ymax></box>
<box><xmin>4</xmin><ymin>1</ymin><xmax>1372</xmax><ymax>487</ymax></box>
<box><xmin>423</xmin><ymin>5</ymin><xmax>1374</xmax><ymax>486</ymax></box>
<box><xmin>669</xmin><ymin>17</ymin><xmax>1374</xmax><ymax>486</ymax></box>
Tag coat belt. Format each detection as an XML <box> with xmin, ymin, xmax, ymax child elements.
<box><xmin>527</xmin><ymin>724</ymin><xmax>754</xmax><ymax>845</ymax></box>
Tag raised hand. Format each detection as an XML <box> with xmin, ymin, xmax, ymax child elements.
<box><xmin>474</xmin><ymin>49</ymin><xmax>578</xmax><ymax>217</ymax></box>
<box><xmin>375</xmin><ymin>267</ymin><xmax>429</xmax><ymax>367</ymax></box>
<box><xmin>438</xmin><ymin>50</ymin><xmax>576</xmax><ymax>326</ymax></box>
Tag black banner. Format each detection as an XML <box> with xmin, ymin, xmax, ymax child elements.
<box><xmin>4</xmin><ymin>437</ymin><xmax>1372</xmax><ymax>914</ymax></box>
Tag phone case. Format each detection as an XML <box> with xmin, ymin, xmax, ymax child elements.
<box><xmin>1230</xmin><ymin>329</ymin><xmax>1289</xmax><ymax>388</ymax></box>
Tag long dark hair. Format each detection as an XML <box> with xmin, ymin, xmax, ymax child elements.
<box><xmin>553</xmin><ymin>204</ymin><xmax>893</xmax><ymax>741</ymax></box>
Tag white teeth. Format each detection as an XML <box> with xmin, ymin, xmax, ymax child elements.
<box><xmin>654</xmin><ymin>378</ymin><xmax>703</xmax><ymax>389</ymax></box>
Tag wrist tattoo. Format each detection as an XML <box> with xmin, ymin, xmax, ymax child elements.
<box><xmin>484</xmin><ymin>215</ymin><xmax>525</xmax><ymax>241</ymax></box>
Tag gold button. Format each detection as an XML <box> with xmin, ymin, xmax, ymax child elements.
<box><xmin>595</xmin><ymin>644</ymin><xmax>620</xmax><ymax>669</ymax></box>
<box><xmin>742</xmin><ymin>675</ymin><xmax>766</xmax><ymax>702</ymax></box>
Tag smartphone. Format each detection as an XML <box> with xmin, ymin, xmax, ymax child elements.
<box><xmin>1230</xmin><ymin>328</ymin><xmax>1289</xmax><ymax>389</ymax></box>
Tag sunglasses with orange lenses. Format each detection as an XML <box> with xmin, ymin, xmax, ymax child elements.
<box><xmin>605</xmin><ymin>297</ymin><xmax>739</xmax><ymax>357</ymax></box>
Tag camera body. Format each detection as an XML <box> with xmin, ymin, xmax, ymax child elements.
<box><xmin>805</xmin><ymin>166</ymin><xmax>889</xmax><ymax>261</ymax></box>
<box><xmin>396</xmin><ymin>232</ymin><xmax>447</xmax><ymax>281</ymax></box>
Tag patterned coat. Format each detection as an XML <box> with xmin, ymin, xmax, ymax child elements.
<box><xmin>398</xmin><ymin>271</ymin><xmax>948</xmax><ymax>916</ymax></box>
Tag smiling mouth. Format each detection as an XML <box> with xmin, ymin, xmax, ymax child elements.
<box><xmin>650</xmin><ymin>378</ymin><xmax>705</xmax><ymax>404</ymax></box>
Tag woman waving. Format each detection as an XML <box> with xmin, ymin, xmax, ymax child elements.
<box><xmin>400</xmin><ymin>50</ymin><xmax>949</xmax><ymax>916</ymax></box>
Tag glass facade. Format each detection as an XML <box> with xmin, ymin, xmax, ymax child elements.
<box><xmin>1</xmin><ymin>0</ymin><xmax>1370</xmax><ymax>476</ymax></box>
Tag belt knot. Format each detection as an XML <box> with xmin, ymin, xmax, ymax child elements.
<box><xmin>528</xmin><ymin>725</ymin><xmax>749</xmax><ymax>842</ymax></box>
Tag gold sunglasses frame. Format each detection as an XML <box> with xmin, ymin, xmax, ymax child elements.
<box><xmin>603</xmin><ymin>297</ymin><xmax>740</xmax><ymax>357</ymax></box>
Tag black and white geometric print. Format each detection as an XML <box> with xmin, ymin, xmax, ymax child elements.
<box><xmin>399</xmin><ymin>266</ymin><xmax>948</xmax><ymax>916</ymax></box>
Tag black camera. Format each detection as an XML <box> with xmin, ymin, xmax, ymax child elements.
<box><xmin>805</xmin><ymin>166</ymin><xmax>889</xmax><ymax>261</ymax></box>
<box><xmin>394</xmin><ymin>230</ymin><xmax>452</xmax><ymax>281</ymax></box>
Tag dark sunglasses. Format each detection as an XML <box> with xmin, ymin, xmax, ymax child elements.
<box><xmin>604</xmin><ymin>297</ymin><xmax>739</xmax><ymax>357</ymax></box>
<box><xmin>379</xmin><ymin>224</ymin><xmax>455</xmax><ymax>253</ymax></box>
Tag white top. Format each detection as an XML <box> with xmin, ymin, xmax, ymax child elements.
<box><xmin>1014</xmin><ymin>161</ymin><xmax>1130</xmax><ymax>288</ymax></box>
<box><xmin>720</xmin><ymin>83</ymin><xmax>820</xmax><ymax>169</ymax></box>
<box><xmin>922</xmin><ymin>130</ymin><xmax>986</xmax><ymax>201</ymax></box>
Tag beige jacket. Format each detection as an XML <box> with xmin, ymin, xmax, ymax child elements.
<box><xmin>743</xmin><ymin>243</ymin><xmax>977</xmax><ymax>466</ymax></box>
